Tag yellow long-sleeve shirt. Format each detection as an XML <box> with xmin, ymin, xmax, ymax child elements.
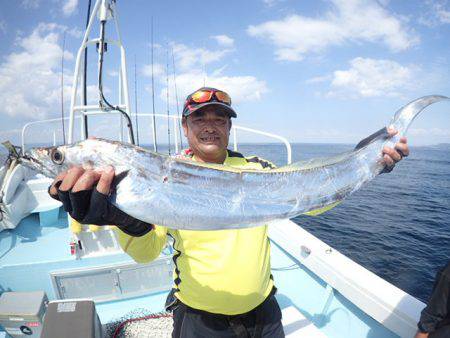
<box><xmin>116</xmin><ymin>149</ymin><xmax>336</xmax><ymax>315</ymax></box>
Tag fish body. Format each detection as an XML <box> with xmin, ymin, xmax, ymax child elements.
<box><xmin>19</xmin><ymin>95</ymin><xmax>449</xmax><ymax>230</ymax></box>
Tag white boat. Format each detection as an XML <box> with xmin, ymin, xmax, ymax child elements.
<box><xmin>0</xmin><ymin>1</ymin><xmax>425</xmax><ymax>337</ymax></box>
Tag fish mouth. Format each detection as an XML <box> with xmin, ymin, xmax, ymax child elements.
<box><xmin>20</xmin><ymin>148</ymin><xmax>58</xmax><ymax>178</ymax></box>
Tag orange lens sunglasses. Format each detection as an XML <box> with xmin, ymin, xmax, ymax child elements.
<box><xmin>190</xmin><ymin>89</ymin><xmax>232</xmax><ymax>105</ymax></box>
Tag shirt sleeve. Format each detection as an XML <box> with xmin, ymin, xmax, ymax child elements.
<box><xmin>114</xmin><ymin>225</ymin><xmax>168</xmax><ymax>263</ymax></box>
<box><xmin>418</xmin><ymin>262</ymin><xmax>450</xmax><ymax>333</ymax></box>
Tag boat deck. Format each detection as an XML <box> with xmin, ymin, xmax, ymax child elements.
<box><xmin>0</xmin><ymin>210</ymin><xmax>71</xmax><ymax>266</ymax></box>
<box><xmin>0</xmin><ymin>210</ymin><xmax>403</xmax><ymax>337</ymax></box>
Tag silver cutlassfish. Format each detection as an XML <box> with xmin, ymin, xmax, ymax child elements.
<box><xmin>13</xmin><ymin>95</ymin><xmax>449</xmax><ymax>230</ymax></box>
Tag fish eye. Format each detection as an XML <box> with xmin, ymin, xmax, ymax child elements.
<box><xmin>50</xmin><ymin>149</ymin><xmax>65</xmax><ymax>165</ymax></box>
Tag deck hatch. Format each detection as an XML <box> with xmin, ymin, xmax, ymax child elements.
<box><xmin>51</xmin><ymin>256</ymin><xmax>174</xmax><ymax>302</ymax></box>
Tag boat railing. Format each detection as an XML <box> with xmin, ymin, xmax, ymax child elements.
<box><xmin>21</xmin><ymin>112</ymin><xmax>293</xmax><ymax>164</ymax></box>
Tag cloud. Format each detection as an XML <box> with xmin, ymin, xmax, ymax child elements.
<box><xmin>419</xmin><ymin>1</ymin><xmax>450</xmax><ymax>26</ymax></box>
<box><xmin>0</xmin><ymin>23</ymin><xmax>74</xmax><ymax>120</ymax></box>
<box><xmin>21</xmin><ymin>0</ymin><xmax>40</xmax><ymax>9</ymax></box>
<box><xmin>326</xmin><ymin>57</ymin><xmax>416</xmax><ymax>98</ymax></box>
<box><xmin>142</xmin><ymin>63</ymin><xmax>165</xmax><ymax>78</ymax></box>
<box><xmin>211</xmin><ymin>35</ymin><xmax>234</xmax><ymax>47</ymax></box>
<box><xmin>305</xmin><ymin>75</ymin><xmax>332</xmax><ymax>84</ymax></box>
<box><xmin>142</xmin><ymin>41</ymin><xmax>267</xmax><ymax>110</ymax></box>
<box><xmin>66</xmin><ymin>27</ymin><xmax>83</xmax><ymax>39</ymax></box>
<box><xmin>160</xmin><ymin>71</ymin><xmax>268</xmax><ymax>106</ymax></box>
<box><xmin>172</xmin><ymin>42</ymin><xmax>232</xmax><ymax>72</ymax></box>
<box><xmin>247</xmin><ymin>0</ymin><xmax>418</xmax><ymax>61</ymax></box>
<box><xmin>62</xmin><ymin>0</ymin><xmax>79</xmax><ymax>16</ymax></box>
<box><xmin>262</xmin><ymin>0</ymin><xmax>285</xmax><ymax>7</ymax></box>
<box><xmin>107</xmin><ymin>70</ymin><xmax>119</xmax><ymax>77</ymax></box>
<box><xmin>172</xmin><ymin>44</ymin><xmax>230</xmax><ymax>71</ymax></box>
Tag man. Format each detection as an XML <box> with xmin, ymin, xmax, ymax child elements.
<box><xmin>415</xmin><ymin>261</ymin><xmax>450</xmax><ymax>338</ymax></box>
<box><xmin>49</xmin><ymin>87</ymin><xmax>409</xmax><ymax>337</ymax></box>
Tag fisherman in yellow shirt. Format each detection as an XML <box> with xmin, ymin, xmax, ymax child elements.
<box><xmin>49</xmin><ymin>87</ymin><xmax>409</xmax><ymax>337</ymax></box>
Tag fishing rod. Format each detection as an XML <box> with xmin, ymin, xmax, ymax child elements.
<box><xmin>60</xmin><ymin>30</ymin><xmax>66</xmax><ymax>144</ymax></box>
<box><xmin>166</xmin><ymin>45</ymin><xmax>171</xmax><ymax>155</ymax></box>
<box><xmin>171</xmin><ymin>47</ymin><xmax>183</xmax><ymax>150</ymax></box>
<box><xmin>134</xmin><ymin>55</ymin><xmax>140</xmax><ymax>146</ymax></box>
<box><xmin>150</xmin><ymin>17</ymin><xmax>158</xmax><ymax>152</ymax></box>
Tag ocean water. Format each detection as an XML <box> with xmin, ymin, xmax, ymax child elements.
<box><xmin>1</xmin><ymin>142</ymin><xmax>449</xmax><ymax>303</ymax></box>
<box><xmin>238</xmin><ymin>143</ymin><xmax>450</xmax><ymax>303</ymax></box>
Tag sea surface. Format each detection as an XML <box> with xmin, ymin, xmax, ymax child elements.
<box><xmin>237</xmin><ymin>143</ymin><xmax>450</xmax><ymax>303</ymax></box>
<box><xmin>1</xmin><ymin>142</ymin><xmax>449</xmax><ymax>303</ymax></box>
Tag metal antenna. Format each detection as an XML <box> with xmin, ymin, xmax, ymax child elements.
<box><xmin>166</xmin><ymin>45</ymin><xmax>171</xmax><ymax>155</ymax></box>
<box><xmin>60</xmin><ymin>30</ymin><xmax>66</xmax><ymax>144</ymax></box>
<box><xmin>134</xmin><ymin>54</ymin><xmax>140</xmax><ymax>146</ymax></box>
<box><xmin>150</xmin><ymin>17</ymin><xmax>158</xmax><ymax>152</ymax></box>
<box><xmin>171</xmin><ymin>46</ymin><xmax>183</xmax><ymax>149</ymax></box>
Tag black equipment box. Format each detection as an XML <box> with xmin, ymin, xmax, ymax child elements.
<box><xmin>41</xmin><ymin>299</ymin><xmax>102</xmax><ymax>338</ymax></box>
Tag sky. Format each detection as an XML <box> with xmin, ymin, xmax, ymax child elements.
<box><xmin>0</xmin><ymin>0</ymin><xmax>449</xmax><ymax>148</ymax></box>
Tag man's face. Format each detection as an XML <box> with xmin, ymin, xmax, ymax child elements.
<box><xmin>183</xmin><ymin>106</ymin><xmax>231</xmax><ymax>162</ymax></box>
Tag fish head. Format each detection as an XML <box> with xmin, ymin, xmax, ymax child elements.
<box><xmin>21</xmin><ymin>144</ymin><xmax>72</xmax><ymax>178</ymax></box>
<box><xmin>19</xmin><ymin>139</ymin><xmax>118</xmax><ymax>178</ymax></box>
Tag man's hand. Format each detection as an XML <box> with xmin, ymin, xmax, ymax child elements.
<box><xmin>48</xmin><ymin>165</ymin><xmax>153</xmax><ymax>237</ymax></box>
<box><xmin>381</xmin><ymin>127</ymin><xmax>409</xmax><ymax>172</ymax></box>
<box><xmin>49</xmin><ymin>165</ymin><xmax>114</xmax><ymax>196</ymax></box>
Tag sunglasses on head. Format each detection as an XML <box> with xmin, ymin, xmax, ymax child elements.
<box><xmin>188</xmin><ymin>89</ymin><xmax>232</xmax><ymax>106</ymax></box>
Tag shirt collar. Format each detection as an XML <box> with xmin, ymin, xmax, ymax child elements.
<box><xmin>192</xmin><ymin>149</ymin><xmax>229</xmax><ymax>164</ymax></box>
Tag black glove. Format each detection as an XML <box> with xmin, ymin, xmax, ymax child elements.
<box><xmin>49</xmin><ymin>181</ymin><xmax>152</xmax><ymax>237</ymax></box>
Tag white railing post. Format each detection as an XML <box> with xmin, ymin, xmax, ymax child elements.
<box><xmin>113</xmin><ymin>4</ymin><xmax>132</xmax><ymax>144</ymax></box>
<box><xmin>68</xmin><ymin>0</ymin><xmax>102</xmax><ymax>143</ymax></box>
<box><xmin>173</xmin><ymin>117</ymin><xmax>179</xmax><ymax>154</ymax></box>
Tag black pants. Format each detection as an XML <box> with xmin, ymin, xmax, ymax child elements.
<box><xmin>170</xmin><ymin>293</ymin><xmax>284</xmax><ymax>338</ymax></box>
<box><xmin>418</xmin><ymin>261</ymin><xmax>450</xmax><ymax>337</ymax></box>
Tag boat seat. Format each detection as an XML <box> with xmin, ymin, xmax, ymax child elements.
<box><xmin>282</xmin><ymin>306</ymin><xmax>327</xmax><ymax>337</ymax></box>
